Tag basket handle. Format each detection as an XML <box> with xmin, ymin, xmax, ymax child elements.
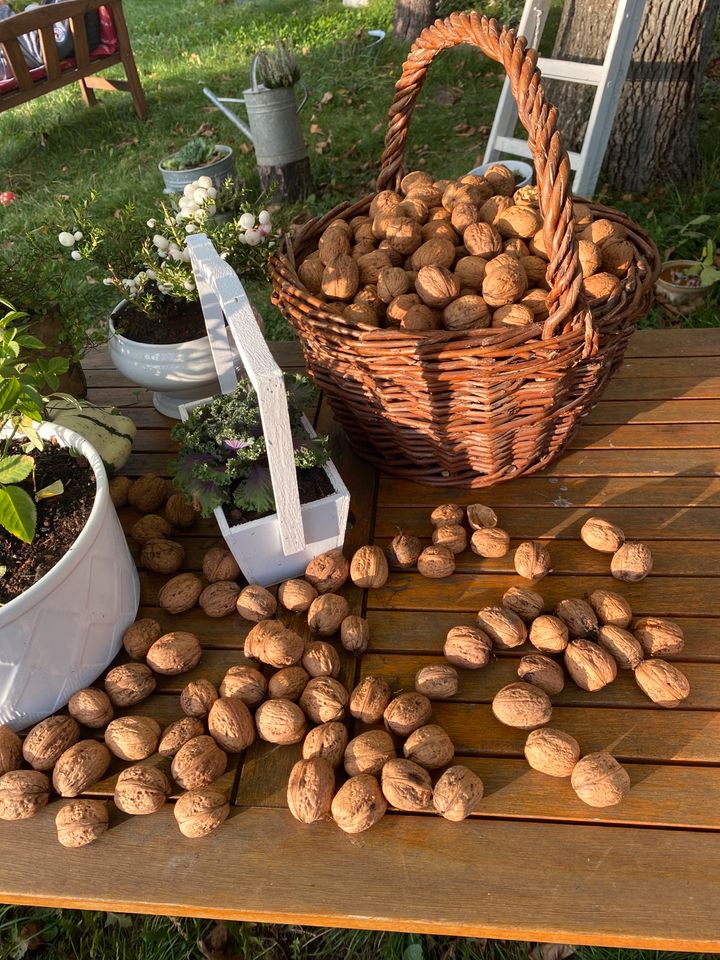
<box><xmin>376</xmin><ymin>12</ymin><xmax>595</xmax><ymax>353</ymax></box>
<box><xmin>186</xmin><ymin>233</ymin><xmax>306</xmax><ymax>558</ymax></box>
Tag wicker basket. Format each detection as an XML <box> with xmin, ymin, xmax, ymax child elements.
<box><xmin>270</xmin><ymin>12</ymin><xmax>659</xmax><ymax>487</ymax></box>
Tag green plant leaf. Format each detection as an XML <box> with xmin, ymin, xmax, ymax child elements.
<box><xmin>0</xmin><ymin>454</ymin><xmax>34</xmax><ymax>484</ymax></box>
<box><xmin>20</xmin><ymin>425</ymin><xmax>44</xmax><ymax>452</ymax></box>
<box><xmin>0</xmin><ymin>377</ymin><xmax>21</xmax><ymax>415</ymax></box>
<box><xmin>36</xmin><ymin>479</ymin><xmax>64</xmax><ymax>501</ymax></box>
<box><xmin>403</xmin><ymin>945</ymin><xmax>425</xmax><ymax>960</ymax></box>
<box><xmin>700</xmin><ymin>266</ymin><xmax>720</xmax><ymax>286</ymax></box>
<box><xmin>0</xmin><ymin>485</ymin><xmax>36</xmax><ymax>542</ymax></box>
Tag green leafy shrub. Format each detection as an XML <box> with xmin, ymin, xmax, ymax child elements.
<box><xmin>170</xmin><ymin>375</ymin><xmax>329</xmax><ymax>518</ymax></box>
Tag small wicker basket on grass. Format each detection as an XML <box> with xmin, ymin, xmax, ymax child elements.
<box><xmin>270</xmin><ymin>12</ymin><xmax>659</xmax><ymax>487</ymax></box>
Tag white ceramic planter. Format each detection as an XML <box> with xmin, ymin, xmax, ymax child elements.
<box><xmin>0</xmin><ymin>422</ymin><xmax>140</xmax><ymax>731</ymax></box>
<box><xmin>108</xmin><ymin>308</ymin><xmax>221</xmax><ymax>419</ymax></box>
<box><xmin>656</xmin><ymin>260</ymin><xmax>714</xmax><ymax>307</ymax></box>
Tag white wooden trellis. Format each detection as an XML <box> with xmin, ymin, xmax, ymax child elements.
<box><xmin>483</xmin><ymin>0</ymin><xmax>646</xmax><ymax>197</ymax></box>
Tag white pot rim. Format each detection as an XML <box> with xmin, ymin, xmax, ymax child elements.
<box><xmin>0</xmin><ymin>422</ymin><xmax>109</xmax><ymax>621</ymax></box>
<box><xmin>158</xmin><ymin>144</ymin><xmax>233</xmax><ymax>172</ymax></box>
<box><xmin>109</xmin><ymin>306</ymin><xmax>211</xmax><ymax>349</ymax></box>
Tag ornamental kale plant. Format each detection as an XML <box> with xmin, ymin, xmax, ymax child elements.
<box><xmin>169</xmin><ymin>375</ymin><xmax>329</xmax><ymax>518</ymax></box>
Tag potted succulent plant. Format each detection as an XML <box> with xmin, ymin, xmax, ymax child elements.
<box><xmin>58</xmin><ymin>184</ymin><xmax>276</xmax><ymax>417</ymax></box>
<box><xmin>0</xmin><ymin>299</ymin><xmax>139</xmax><ymax>730</ymax></box>
<box><xmin>158</xmin><ymin>136</ymin><xmax>237</xmax><ymax>195</ymax></box>
<box><xmin>172</xmin><ymin>233</ymin><xmax>349</xmax><ymax>585</ymax></box>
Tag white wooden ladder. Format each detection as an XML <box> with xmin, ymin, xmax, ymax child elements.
<box><xmin>483</xmin><ymin>0</ymin><xmax>646</xmax><ymax>197</ymax></box>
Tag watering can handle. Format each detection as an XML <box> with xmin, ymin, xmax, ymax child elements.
<box><xmin>296</xmin><ymin>81</ymin><xmax>308</xmax><ymax>113</ymax></box>
<box><xmin>186</xmin><ymin>233</ymin><xmax>306</xmax><ymax>558</ymax></box>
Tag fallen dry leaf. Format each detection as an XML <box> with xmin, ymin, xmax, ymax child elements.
<box><xmin>433</xmin><ymin>88</ymin><xmax>461</xmax><ymax>106</ymax></box>
<box><xmin>319</xmin><ymin>91</ymin><xmax>333</xmax><ymax>106</ymax></box>
<box><xmin>530</xmin><ymin>944</ymin><xmax>576</xmax><ymax>960</ymax></box>
<box><xmin>192</xmin><ymin>122</ymin><xmax>215</xmax><ymax>138</ymax></box>
<box><xmin>309</xmin><ymin>123</ymin><xmax>323</xmax><ymax>135</ymax></box>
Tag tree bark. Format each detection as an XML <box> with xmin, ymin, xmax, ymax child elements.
<box><xmin>393</xmin><ymin>0</ymin><xmax>437</xmax><ymax>42</ymax></box>
<box><xmin>547</xmin><ymin>0</ymin><xmax>720</xmax><ymax>192</ymax></box>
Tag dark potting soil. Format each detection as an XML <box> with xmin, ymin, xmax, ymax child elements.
<box><xmin>113</xmin><ymin>299</ymin><xmax>206</xmax><ymax>345</ymax></box>
<box><xmin>223</xmin><ymin>466</ymin><xmax>334</xmax><ymax>527</ymax></box>
<box><xmin>0</xmin><ymin>442</ymin><xmax>96</xmax><ymax>604</ymax></box>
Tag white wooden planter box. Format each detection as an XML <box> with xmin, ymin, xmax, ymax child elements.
<box><xmin>182</xmin><ymin>235</ymin><xmax>350</xmax><ymax>586</ymax></box>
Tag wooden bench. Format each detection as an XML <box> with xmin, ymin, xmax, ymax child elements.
<box><xmin>0</xmin><ymin>0</ymin><xmax>146</xmax><ymax>118</ymax></box>
<box><xmin>1</xmin><ymin>328</ymin><xmax>719</xmax><ymax>950</ymax></box>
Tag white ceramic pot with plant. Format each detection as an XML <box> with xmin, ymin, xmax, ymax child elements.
<box><xmin>0</xmin><ymin>418</ymin><xmax>140</xmax><ymax>731</ymax></box>
<box><xmin>177</xmin><ymin>234</ymin><xmax>350</xmax><ymax>587</ymax></box>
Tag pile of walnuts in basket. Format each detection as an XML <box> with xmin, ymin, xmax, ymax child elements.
<box><xmin>297</xmin><ymin>167</ymin><xmax>632</xmax><ymax>332</ymax></box>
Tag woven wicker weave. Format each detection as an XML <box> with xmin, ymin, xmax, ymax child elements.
<box><xmin>270</xmin><ymin>12</ymin><xmax>659</xmax><ymax>487</ymax></box>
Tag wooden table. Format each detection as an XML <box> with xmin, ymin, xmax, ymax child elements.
<box><xmin>2</xmin><ymin>329</ymin><xmax>720</xmax><ymax>951</ymax></box>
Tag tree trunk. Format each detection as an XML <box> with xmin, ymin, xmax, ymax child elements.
<box><xmin>547</xmin><ymin>0</ymin><xmax>720</xmax><ymax>192</ymax></box>
<box><xmin>393</xmin><ymin>0</ymin><xmax>437</xmax><ymax>42</ymax></box>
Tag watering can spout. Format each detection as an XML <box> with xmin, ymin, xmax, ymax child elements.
<box><xmin>202</xmin><ymin>86</ymin><xmax>254</xmax><ymax>144</ymax></box>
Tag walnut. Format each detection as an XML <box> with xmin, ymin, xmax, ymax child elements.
<box><xmin>430</xmin><ymin>504</ymin><xmax>463</xmax><ymax>526</ymax></box>
<box><xmin>453</xmin><ymin>256</ymin><xmax>487</xmax><ymax>292</ymax></box>
<box><xmin>331</xmin><ymin>774</ymin><xmax>387</xmax><ymax>834</ymax></box>
<box><xmin>516</xmin><ymin>255</ymin><xmax>545</xmax><ymax>282</ymax></box>
<box><xmin>432</xmin><ymin>765</ymin><xmax>484</xmax><ymax>821</ymax></box>
<box><xmin>278</xmin><ymin>578</ymin><xmax>318</xmax><ymax>613</ymax></box>
<box><xmin>350</xmin><ymin>545</ymin><xmax>389</xmax><ymax>589</ymax></box>
<box><xmin>357</xmin><ymin>250</ymin><xmax>392</xmax><ymax>285</ymax></box>
<box><xmin>244</xmin><ymin>618</ymin><xmax>286</xmax><ymax>659</ymax></box>
<box><xmin>386</xmin><ymin>293</ymin><xmax>422</xmax><ymax>326</ymax></box>
<box><xmin>403</xmin><ymin>723</ymin><xmax>454</xmax><ymax>769</ymax></box>
<box><xmin>305</xmin><ymin>549</ymin><xmax>350</xmax><ymax>594</ymax></box>
<box><xmin>308</xmin><ymin>594</ymin><xmax>350</xmax><ymax>635</ymax></box>
<box><xmin>381</xmin><ymin>758</ymin><xmax>433</xmax><ymax>811</ymax></box>
<box><xmin>451</xmin><ymin>202</ymin><xmax>481</xmax><ymax>234</ymax></box>
<box><xmin>268</xmin><ymin>666</ymin><xmax>310</xmax><ymax>701</ymax></box>
<box><xmin>131</xmin><ymin>513</ymin><xmax>171</xmax><ymax>543</ymax></box>
<box><xmin>123</xmin><ymin>618</ymin><xmax>162</xmax><ymax>660</ymax></box>
<box><xmin>581</xmin><ymin>516</ymin><xmax>625</xmax><ymax>553</ymax></box>
<box><xmin>376</xmin><ymin>240</ymin><xmax>405</xmax><ymax>266</ymax></box>
<box><xmin>491</xmin><ymin>682</ymin><xmax>552</xmax><ymax>729</ymax></box>
<box><xmin>502</xmin><ymin>587</ymin><xmax>544</xmax><ymax>622</ymax></box>
<box><xmin>529</xmin><ymin>228</ymin><xmax>549</xmax><ymax>258</ymax></box>
<box><xmin>479</xmin><ymin>195</ymin><xmax>514</xmax><ymax>225</ymax></box>
<box><xmin>597</xmin><ymin>624</ymin><xmax>643</xmax><ymax>669</ymax></box>
<box><xmin>386</xmin><ymin>532</ymin><xmax>423</xmax><ymax>569</ymax></box>
<box><xmin>174</xmin><ymin>788</ymin><xmax>230</xmax><ymax>838</ymax></box>
<box><xmin>0</xmin><ymin>770</ymin><xmax>50</xmax><ymax>820</ymax></box>
<box><xmin>573</xmin><ymin>202</ymin><xmax>594</xmax><ymax>227</ymax></box>
<box><xmin>463</xmin><ymin>222</ymin><xmax>502</xmax><ymax>259</ymax></box>
<box><xmin>255</xmin><ymin>624</ymin><xmax>305</xmax><ymax>669</ymax></box>
<box><xmin>417</xmin><ymin>545</ymin><xmax>455</xmax><ymax>578</ymax></box>
<box><xmin>477</xmin><ymin>606</ymin><xmax>527</xmax><ymax>649</ymax></box>
<box><xmin>105</xmin><ymin>662</ymin><xmax>156</xmax><ymax>706</ymax></box>
<box><xmin>208</xmin><ymin>697</ymin><xmax>255</xmax><ymax>753</ymax></box>
<box><xmin>114</xmin><ymin>765</ymin><xmax>171</xmax><ymax>815</ymax></box>
<box><xmin>109</xmin><ymin>475</ymin><xmax>132</xmax><ymax>508</ymax></box>
<box><xmin>180</xmin><ymin>678</ymin><xmax>218</xmax><ymax>717</ymax></box>
<box><xmin>56</xmin><ymin>800</ymin><xmax>109</xmax><ymax>846</ymax></box>
<box><xmin>321</xmin><ymin>254</ymin><xmax>359</xmax><ymax>300</ymax></box>
<box><xmin>171</xmin><ymin>735</ymin><xmax>227</xmax><ymax>790</ymax></box>
<box><xmin>564</xmin><ymin>639</ymin><xmax>618</xmax><ymax>691</ymax></box>
<box><xmin>504</xmin><ymin>237</ymin><xmax>531</xmax><ymax>257</ymax></box>
<box><xmin>219</xmin><ymin>665</ymin><xmax>266</xmax><ymax>706</ymax></box>
<box><xmin>484</xmin><ymin>164</ymin><xmax>516</xmax><ymax>196</ymax></box>
<box><xmin>369</xmin><ymin>190</ymin><xmax>402</xmax><ymax>220</ymax></box>
<box><xmin>105</xmin><ymin>716</ymin><xmax>160</xmax><ymax>761</ymax></box>
<box><xmin>255</xmin><ymin>699</ymin><xmax>307</xmax><ymax>744</ymax></box>
<box><xmin>444</xmin><ymin>181</ymin><xmax>492</xmax><ymax>210</ymax></box>
<box><xmin>554</xmin><ymin>598</ymin><xmax>599</xmax><ymax>639</ymax></box>
<box><xmin>165</xmin><ymin>492</ymin><xmax>196</xmax><ymax>528</ymax></box>
<box><xmin>588</xmin><ymin>589</ymin><xmax>633</xmax><ymax>628</ymax></box>
<box><xmin>422</xmin><ymin>220</ymin><xmax>459</xmax><ymax>244</ymax></box>
<box><xmin>383</xmin><ymin>692</ymin><xmax>432</xmax><ymax>737</ymax></box>
<box><xmin>147</xmin><ymin>631</ymin><xmax>202</xmax><ymax>675</ymax></box>
<box><xmin>415</xmin><ymin>664</ymin><xmax>458</xmax><ymax>700</ymax></box>
<box><xmin>571</xmin><ymin>752</ymin><xmax>630</xmax><ymax>807</ymax></box>
<box><xmin>442</xmin><ymin>295</ymin><xmax>490</xmax><ymax>331</ymax></box>
<box><xmin>578</xmin><ymin>238</ymin><xmax>602</xmax><ymax>278</ymax></box>
<box><xmin>524</xmin><ymin>728</ymin><xmax>580</xmax><ymax>777</ymax></box>
<box><xmin>444</xmin><ymin>624</ymin><xmax>493</xmax><ymax>669</ymax></box>
<box><xmin>401</xmin><ymin>171</ymin><xmax>434</xmax><ymax>195</ymax></box>
<box><xmin>302</xmin><ymin>640</ymin><xmax>341</xmax><ymax>679</ymax></box>
<box><xmin>470</xmin><ymin>528</ymin><xmax>510</xmax><ymax>558</ymax></box>
<box><xmin>464</xmin><ymin>503</ymin><xmax>496</xmax><ymax>529</ymax></box>
<box><xmin>158</xmin><ymin>716</ymin><xmax>205</xmax><ymax>756</ymax></box>
<box><xmin>529</xmin><ymin>615</ymin><xmax>569</xmax><ymax>653</ymax></box>
<box><xmin>583</xmin><ymin>272</ymin><xmax>621</xmax><ymax>300</ymax></box>
<box><xmin>344</xmin><ymin>730</ymin><xmax>396</xmax><ymax>777</ymax></box>
<box><xmin>492</xmin><ymin>303</ymin><xmax>535</xmax><ymax>328</ymax></box>
<box><xmin>581</xmin><ymin>218</ymin><xmax>625</xmax><ymax>248</ymax></box>
<box><xmin>158</xmin><ymin>572</ymin><xmax>203</xmax><ymax>614</ymax></box>
<box><xmin>633</xmin><ymin>617</ymin><xmax>684</xmax><ymax>657</ymax></box>
<box><xmin>611</xmin><ymin>542</ymin><xmax>653</xmax><ymax>582</ymax></box>
<box><xmin>0</xmin><ymin>726</ymin><xmax>21</xmax><ymax>777</ymax></box>
<box><xmin>383</xmin><ymin>217</ymin><xmax>423</xmax><ymax>255</ymax></box>
<box><xmin>352</xmin><ymin>216</ymin><xmax>373</xmax><ymax>240</ymax></box>
<box><xmin>128</xmin><ymin>475</ymin><xmax>169</xmax><ymax>513</ymax></box>
<box><xmin>520</xmin><ymin>288</ymin><xmax>549</xmax><ymax>320</ymax></box>
<box><xmin>517</xmin><ymin>654</ymin><xmax>565</xmax><ymax>695</ymax></box>
<box><xmin>340</xmin><ymin>615</ymin><xmax>370</xmax><ymax>655</ymax></box>
<box><xmin>300</xmin><ymin>677</ymin><xmax>349</xmax><ymax>724</ymax></box>
<box><xmin>495</xmin><ymin>205</ymin><xmax>542</xmax><ymax>239</ymax></box>
<box><xmin>318</xmin><ymin>227</ymin><xmax>351</xmax><ymax>265</ymax></box>
<box><xmin>401</xmin><ymin>304</ymin><xmax>441</xmax><ymax>331</ymax></box>
<box><xmin>415</xmin><ymin>265</ymin><xmax>461</xmax><ymax>308</ymax></box>
<box><xmin>141</xmin><ymin>539</ymin><xmax>185</xmax><ymax>574</ymax></box>
<box><xmin>202</xmin><ymin>546</ymin><xmax>240</xmax><ymax>583</ymax></box>
<box><xmin>302</xmin><ymin>721</ymin><xmax>348</xmax><ymax>768</ymax></box>
<box><xmin>349</xmin><ymin>676</ymin><xmax>392</xmax><ymax>724</ymax></box>
<box><xmin>196</xmin><ymin>580</ymin><xmax>239</xmax><ymax>618</ymax></box>
<box><xmin>52</xmin><ymin>740</ymin><xmax>112</xmax><ymax>797</ymax></box>
<box><xmin>234</xmin><ymin>584</ymin><xmax>277</xmax><ymax>622</ymax></box>
<box><xmin>287</xmin><ymin>757</ymin><xmax>335</xmax><ymax>823</ymax></box>
<box><xmin>404</xmin><ymin>182</ymin><xmax>442</xmax><ymax>208</ymax></box>
<box><xmin>602</xmin><ymin>238</ymin><xmax>635</xmax><ymax>277</ymax></box>
<box><xmin>298</xmin><ymin>254</ymin><xmax>325</xmax><ymax>294</ymax></box>
<box><xmin>513</xmin><ymin>541</ymin><xmax>551</xmax><ymax>581</ymax></box>
<box><xmin>431</xmin><ymin>523</ymin><xmax>467</xmax><ymax>555</ymax></box>
<box><xmin>22</xmin><ymin>715</ymin><xmax>80</xmax><ymax>771</ymax></box>
<box><xmin>634</xmin><ymin>659</ymin><xmax>690</xmax><ymax>708</ymax></box>
<box><xmin>428</xmin><ymin>202</ymin><xmax>452</xmax><ymax>220</ymax></box>
<box><xmin>482</xmin><ymin>259</ymin><xmax>528</xmax><ymax>308</ymax></box>
<box><xmin>377</xmin><ymin>266</ymin><xmax>411</xmax><ymax>303</ymax></box>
